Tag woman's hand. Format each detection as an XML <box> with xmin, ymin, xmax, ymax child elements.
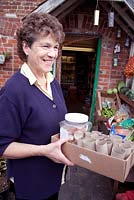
<box><xmin>40</xmin><ymin>138</ymin><xmax>74</xmax><ymax>166</ymax></box>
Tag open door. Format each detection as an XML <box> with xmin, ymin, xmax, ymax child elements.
<box><xmin>61</xmin><ymin>33</ymin><xmax>99</xmax><ymax>117</ymax></box>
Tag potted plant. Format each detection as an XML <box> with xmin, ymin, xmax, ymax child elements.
<box><xmin>0</xmin><ymin>51</ymin><xmax>11</xmax><ymax>64</ymax></box>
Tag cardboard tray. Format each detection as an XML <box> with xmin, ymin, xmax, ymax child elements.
<box><xmin>51</xmin><ymin>134</ymin><xmax>134</xmax><ymax>182</ymax></box>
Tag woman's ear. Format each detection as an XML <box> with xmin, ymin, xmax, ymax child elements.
<box><xmin>22</xmin><ymin>41</ymin><xmax>29</xmax><ymax>56</ymax></box>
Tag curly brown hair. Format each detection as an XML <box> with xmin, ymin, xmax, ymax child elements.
<box><xmin>16</xmin><ymin>12</ymin><xmax>65</xmax><ymax>62</ymax></box>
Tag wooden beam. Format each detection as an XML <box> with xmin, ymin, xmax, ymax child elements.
<box><xmin>96</xmin><ymin>0</ymin><xmax>134</xmax><ymax>14</ymax></box>
<box><xmin>57</xmin><ymin>0</ymin><xmax>85</xmax><ymax>20</ymax></box>
<box><xmin>101</xmin><ymin>2</ymin><xmax>134</xmax><ymax>40</ymax></box>
<box><xmin>124</xmin><ymin>0</ymin><xmax>134</xmax><ymax>14</ymax></box>
<box><xmin>114</xmin><ymin>16</ymin><xmax>134</xmax><ymax>40</ymax></box>
<box><xmin>62</xmin><ymin>46</ymin><xmax>95</xmax><ymax>52</ymax></box>
<box><xmin>51</xmin><ymin>0</ymin><xmax>78</xmax><ymax>17</ymax></box>
<box><xmin>99</xmin><ymin>0</ymin><xmax>124</xmax><ymax>1</ymax></box>
<box><xmin>111</xmin><ymin>2</ymin><xmax>134</xmax><ymax>32</ymax></box>
<box><xmin>33</xmin><ymin>0</ymin><xmax>66</xmax><ymax>13</ymax></box>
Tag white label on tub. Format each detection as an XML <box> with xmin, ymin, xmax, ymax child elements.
<box><xmin>60</xmin><ymin>127</ymin><xmax>69</xmax><ymax>139</ymax></box>
<box><xmin>79</xmin><ymin>154</ymin><xmax>92</xmax><ymax>163</ymax></box>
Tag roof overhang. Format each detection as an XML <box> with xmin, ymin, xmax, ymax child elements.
<box><xmin>31</xmin><ymin>0</ymin><xmax>134</xmax><ymax>40</ymax></box>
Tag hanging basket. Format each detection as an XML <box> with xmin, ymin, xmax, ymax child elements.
<box><xmin>0</xmin><ymin>37</ymin><xmax>11</xmax><ymax>64</ymax></box>
<box><xmin>0</xmin><ymin>54</ymin><xmax>5</xmax><ymax>64</ymax></box>
<box><xmin>124</xmin><ymin>56</ymin><xmax>134</xmax><ymax>78</ymax></box>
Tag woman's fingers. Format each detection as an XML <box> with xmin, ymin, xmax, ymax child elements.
<box><xmin>46</xmin><ymin>138</ymin><xmax>74</xmax><ymax>166</ymax></box>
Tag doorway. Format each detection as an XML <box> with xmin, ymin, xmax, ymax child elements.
<box><xmin>61</xmin><ymin>49</ymin><xmax>96</xmax><ymax>115</ymax></box>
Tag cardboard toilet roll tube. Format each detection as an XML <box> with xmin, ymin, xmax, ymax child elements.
<box><xmin>105</xmin><ymin>138</ymin><xmax>113</xmax><ymax>155</ymax></box>
<box><xmin>76</xmin><ymin>138</ymin><xmax>83</xmax><ymax>147</ymax></box>
<box><xmin>96</xmin><ymin>139</ymin><xmax>108</xmax><ymax>155</ymax></box>
<box><xmin>111</xmin><ymin>146</ymin><xmax>126</xmax><ymax>160</ymax></box>
<box><xmin>82</xmin><ymin>138</ymin><xmax>96</xmax><ymax>151</ymax></box>
<box><xmin>110</xmin><ymin>134</ymin><xmax>122</xmax><ymax>145</ymax></box>
<box><xmin>120</xmin><ymin>142</ymin><xmax>132</xmax><ymax>159</ymax></box>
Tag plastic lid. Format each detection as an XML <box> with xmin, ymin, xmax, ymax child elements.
<box><xmin>65</xmin><ymin>113</ymin><xmax>89</xmax><ymax>123</ymax></box>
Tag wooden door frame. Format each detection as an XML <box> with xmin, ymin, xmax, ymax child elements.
<box><xmin>90</xmin><ymin>36</ymin><xmax>102</xmax><ymax>123</ymax></box>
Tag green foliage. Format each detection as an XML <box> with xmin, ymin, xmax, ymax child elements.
<box><xmin>101</xmin><ymin>107</ymin><xmax>116</xmax><ymax>118</ymax></box>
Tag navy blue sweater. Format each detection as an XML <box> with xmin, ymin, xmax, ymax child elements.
<box><xmin>0</xmin><ymin>71</ymin><xmax>67</xmax><ymax>199</ymax></box>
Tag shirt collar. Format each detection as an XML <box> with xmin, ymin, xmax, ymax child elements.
<box><xmin>20</xmin><ymin>62</ymin><xmax>54</xmax><ymax>85</ymax></box>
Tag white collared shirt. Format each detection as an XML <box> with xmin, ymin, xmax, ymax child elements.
<box><xmin>20</xmin><ymin>63</ymin><xmax>54</xmax><ymax>100</ymax></box>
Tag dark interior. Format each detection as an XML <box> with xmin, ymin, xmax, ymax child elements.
<box><xmin>61</xmin><ymin>50</ymin><xmax>96</xmax><ymax>115</ymax></box>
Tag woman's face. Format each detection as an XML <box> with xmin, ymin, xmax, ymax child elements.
<box><xmin>23</xmin><ymin>34</ymin><xmax>59</xmax><ymax>76</ymax></box>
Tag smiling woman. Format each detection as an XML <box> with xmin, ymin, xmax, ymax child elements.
<box><xmin>0</xmin><ymin>12</ymin><xmax>73</xmax><ymax>200</ymax></box>
<box><xmin>22</xmin><ymin>34</ymin><xmax>59</xmax><ymax>81</ymax></box>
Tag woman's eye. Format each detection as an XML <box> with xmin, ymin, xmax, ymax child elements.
<box><xmin>54</xmin><ymin>46</ymin><xmax>59</xmax><ymax>50</ymax></box>
<box><xmin>40</xmin><ymin>45</ymin><xmax>59</xmax><ymax>50</ymax></box>
<box><xmin>42</xmin><ymin>45</ymin><xmax>49</xmax><ymax>49</ymax></box>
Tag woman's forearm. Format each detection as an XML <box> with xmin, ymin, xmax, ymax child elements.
<box><xmin>2</xmin><ymin>140</ymin><xmax>74</xmax><ymax>166</ymax></box>
<box><xmin>2</xmin><ymin>142</ymin><xmax>43</xmax><ymax>159</ymax></box>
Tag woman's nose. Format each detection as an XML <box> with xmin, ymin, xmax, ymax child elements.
<box><xmin>48</xmin><ymin>48</ymin><xmax>57</xmax><ymax>58</ymax></box>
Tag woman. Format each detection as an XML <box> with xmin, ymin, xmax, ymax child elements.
<box><xmin>0</xmin><ymin>12</ymin><xmax>73</xmax><ymax>200</ymax></box>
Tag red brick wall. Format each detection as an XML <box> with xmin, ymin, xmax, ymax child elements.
<box><xmin>0</xmin><ymin>0</ymin><xmax>44</xmax><ymax>88</ymax></box>
<box><xmin>0</xmin><ymin>0</ymin><xmax>130</xmax><ymax>91</ymax></box>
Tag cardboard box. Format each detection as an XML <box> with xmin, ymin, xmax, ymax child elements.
<box><xmin>51</xmin><ymin>134</ymin><xmax>134</xmax><ymax>182</ymax></box>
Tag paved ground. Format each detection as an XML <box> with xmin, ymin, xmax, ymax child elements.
<box><xmin>0</xmin><ymin>164</ymin><xmax>134</xmax><ymax>200</ymax></box>
<box><xmin>59</xmin><ymin>166</ymin><xmax>114</xmax><ymax>200</ymax></box>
